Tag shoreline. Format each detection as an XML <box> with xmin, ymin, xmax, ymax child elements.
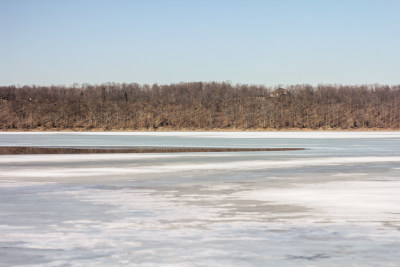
<box><xmin>1</xmin><ymin>127</ymin><xmax>399</xmax><ymax>132</ymax></box>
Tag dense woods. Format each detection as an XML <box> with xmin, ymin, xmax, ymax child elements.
<box><xmin>1</xmin><ymin>83</ymin><xmax>399</xmax><ymax>131</ymax></box>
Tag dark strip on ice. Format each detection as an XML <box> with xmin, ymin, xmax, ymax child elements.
<box><xmin>0</xmin><ymin>146</ymin><xmax>305</xmax><ymax>154</ymax></box>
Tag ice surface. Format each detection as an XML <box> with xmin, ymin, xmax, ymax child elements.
<box><xmin>1</xmin><ymin>132</ymin><xmax>400</xmax><ymax>266</ymax></box>
<box><xmin>1</xmin><ymin>156</ymin><xmax>400</xmax><ymax>178</ymax></box>
<box><xmin>235</xmin><ymin>180</ymin><xmax>400</xmax><ymax>221</ymax></box>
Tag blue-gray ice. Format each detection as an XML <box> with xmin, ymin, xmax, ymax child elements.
<box><xmin>1</xmin><ymin>132</ymin><xmax>400</xmax><ymax>266</ymax></box>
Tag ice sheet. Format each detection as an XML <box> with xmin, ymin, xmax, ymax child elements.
<box><xmin>1</xmin><ymin>132</ymin><xmax>400</xmax><ymax>266</ymax></box>
<box><xmin>2</xmin><ymin>156</ymin><xmax>400</xmax><ymax>178</ymax></box>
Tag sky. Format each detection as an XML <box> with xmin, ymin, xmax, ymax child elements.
<box><xmin>1</xmin><ymin>0</ymin><xmax>399</xmax><ymax>86</ymax></box>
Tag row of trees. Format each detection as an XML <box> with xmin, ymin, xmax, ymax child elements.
<box><xmin>1</xmin><ymin>82</ymin><xmax>399</xmax><ymax>130</ymax></box>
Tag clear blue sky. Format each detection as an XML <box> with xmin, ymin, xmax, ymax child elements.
<box><xmin>1</xmin><ymin>0</ymin><xmax>399</xmax><ymax>86</ymax></box>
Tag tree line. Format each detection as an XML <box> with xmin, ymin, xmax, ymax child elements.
<box><xmin>1</xmin><ymin>82</ymin><xmax>399</xmax><ymax>130</ymax></box>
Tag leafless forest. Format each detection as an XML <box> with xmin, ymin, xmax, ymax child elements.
<box><xmin>1</xmin><ymin>83</ymin><xmax>399</xmax><ymax>130</ymax></box>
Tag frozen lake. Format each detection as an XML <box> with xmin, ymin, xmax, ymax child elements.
<box><xmin>1</xmin><ymin>131</ymin><xmax>400</xmax><ymax>266</ymax></box>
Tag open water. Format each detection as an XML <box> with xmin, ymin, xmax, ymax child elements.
<box><xmin>0</xmin><ymin>131</ymin><xmax>400</xmax><ymax>266</ymax></box>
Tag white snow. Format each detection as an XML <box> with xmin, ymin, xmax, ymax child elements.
<box><xmin>234</xmin><ymin>180</ymin><xmax>400</xmax><ymax>222</ymax></box>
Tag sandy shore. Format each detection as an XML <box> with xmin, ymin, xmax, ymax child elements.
<box><xmin>1</xmin><ymin>127</ymin><xmax>399</xmax><ymax>132</ymax></box>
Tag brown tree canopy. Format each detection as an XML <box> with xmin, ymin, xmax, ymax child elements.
<box><xmin>1</xmin><ymin>83</ymin><xmax>399</xmax><ymax>130</ymax></box>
